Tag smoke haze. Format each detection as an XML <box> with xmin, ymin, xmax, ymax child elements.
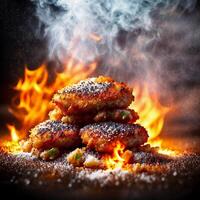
<box><xmin>32</xmin><ymin>0</ymin><xmax>196</xmax><ymax>62</ymax></box>
<box><xmin>32</xmin><ymin>0</ymin><xmax>200</xmax><ymax>134</ymax></box>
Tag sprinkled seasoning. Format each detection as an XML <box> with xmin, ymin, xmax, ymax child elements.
<box><xmin>31</xmin><ymin>120</ymin><xmax>79</xmax><ymax>135</ymax></box>
<box><xmin>60</xmin><ymin>77</ymin><xmax>112</xmax><ymax>96</ymax></box>
<box><xmin>81</xmin><ymin>122</ymin><xmax>147</xmax><ymax>139</ymax></box>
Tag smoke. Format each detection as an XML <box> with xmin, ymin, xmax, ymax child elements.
<box><xmin>32</xmin><ymin>0</ymin><xmax>196</xmax><ymax>63</ymax></box>
<box><xmin>32</xmin><ymin>0</ymin><xmax>200</xmax><ymax>134</ymax></box>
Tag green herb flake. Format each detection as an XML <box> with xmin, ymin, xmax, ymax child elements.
<box><xmin>74</xmin><ymin>153</ymin><xmax>82</xmax><ymax>160</ymax></box>
<box><xmin>47</xmin><ymin>148</ymin><xmax>59</xmax><ymax>158</ymax></box>
<box><xmin>120</xmin><ymin>111</ymin><xmax>130</xmax><ymax>120</ymax></box>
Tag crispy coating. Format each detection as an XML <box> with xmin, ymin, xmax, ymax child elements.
<box><xmin>93</xmin><ymin>109</ymin><xmax>139</xmax><ymax>124</ymax></box>
<box><xmin>52</xmin><ymin>76</ymin><xmax>134</xmax><ymax>115</ymax></box>
<box><xmin>49</xmin><ymin>108</ymin><xmax>93</xmax><ymax>124</ymax></box>
<box><xmin>20</xmin><ymin>120</ymin><xmax>81</xmax><ymax>152</ymax></box>
<box><xmin>30</xmin><ymin>147</ymin><xmax>60</xmax><ymax>161</ymax></box>
<box><xmin>49</xmin><ymin>107</ymin><xmax>139</xmax><ymax>124</ymax></box>
<box><xmin>80</xmin><ymin>122</ymin><xmax>148</xmax><ymax>153</ymax></box>
<box><xmin>66</xmin><ymin>147</ymin><xmax>104</xmax><ymax>168</ymax></box>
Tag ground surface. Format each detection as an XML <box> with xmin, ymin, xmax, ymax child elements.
<box><xmin>0</xmin><ymin>136</ymin><xmax>200</xmax><ymax>200</ymax></box>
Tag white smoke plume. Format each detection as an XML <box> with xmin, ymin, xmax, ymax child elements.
<box><xmin>32</xmin><ymin>0</ymin><xmax>200</xmax><ymax>134</ymax></box>
<box><xmin>32</xmin><ymin>0</ymin><xmax>196</xmax><ymax>63</ymax></box>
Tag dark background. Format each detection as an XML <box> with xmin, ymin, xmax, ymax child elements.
<box><xmin>1</xmin><ymin>0</ymin><xmax>48</xmax><ymax>131</ymax></box>
<box><xmin>1</xmin><ymin>0</ymin><xmax>46</xmax><ymax>101</ymax></box>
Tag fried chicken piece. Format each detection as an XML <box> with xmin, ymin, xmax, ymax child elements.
<box><xmin>20</xmin><ymin>120</ymin><xmax>81</xmax><ymax>158</ymax></box>
<box><xmin>49</xmin><ymin>108</ymin><xmax>139</xmax><ymax>124</ymax></box>
<box><xmin>80</xmin><ymin>122</ymin><xmax>148</xmax><ymax>153</ymax></box>
<box><xmin>52</xmin><ymin>76</ymin><xmax>134</xmax><ymax>115</ymax></box>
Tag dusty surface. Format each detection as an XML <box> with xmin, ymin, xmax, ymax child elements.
<box><xmin>0</xmin><ymin>136</ymin><xmax>200</xmax><ymax>200</ymax></box>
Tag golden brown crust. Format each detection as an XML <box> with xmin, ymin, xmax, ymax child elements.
<box><xmin>49</xmin><ymin>108</ymin><xmax>139</xmax><ymax>124</ymax></box>
<box><xmin>80</xmin><ymin>122</ymin><xmax>148</xmax><ymax>153</ymax></box>
<box><xmin>24</xmin><ymin>120</ymin><xmax>81</xmax><ymax>151</ymax></box>
<box><xmin>52</xmin><ymin>76</ymin><xmax>134</xmax><ymax>115</ymax></box>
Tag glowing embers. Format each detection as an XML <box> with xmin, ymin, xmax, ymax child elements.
<box><xmin>0</xmin><ymin>60</ymin><xmax>181</xmax><ymax>166</ymax></box>
<box><xmin>149</xmin><ymin>139</ymin><xmax>181</xmax><ymax>157</ymax></box>
<box><xmin>1</xmin><ymin>125</ymin><xmax>21</xmax><ymax>153</ymax></box>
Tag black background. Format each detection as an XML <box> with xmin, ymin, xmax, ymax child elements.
<box><xmin>1</xmin><ymin>0</ymin><xmax>47</xmax><ymax>103</ymax></box>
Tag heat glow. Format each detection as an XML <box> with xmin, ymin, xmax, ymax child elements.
<box><xmin>1</xmin><ymin>59</ymin><xmax>96</xmax><ymax>152</ymax></box>
<box><xmin>103</xmin><ymin>142</ymin><xmax>126</xmax><ymax>170</ymax></box>
<box><xmin>1</xmin><ymin>61</ymin><xmax>179</xmax><ymax>167</ymax></box>
<box><xmin>130</xmin><ymin>84</ymin><xmax>179</xmax><ymax>157</ymax></box>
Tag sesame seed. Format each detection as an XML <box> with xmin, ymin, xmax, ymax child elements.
<box><xmin>60</xmin><ymin>77</ymin><xmax>112</xmax><ymax>96</ymax></box>
<box><xmin>31</xmin><ymin>120</ymin><xmax>79</xmax><ymax>135</ymax></box>
<box><xmin>81</xmin><ymin>122</ymin><xmax>147</xmax><ymax>139</ymax></box>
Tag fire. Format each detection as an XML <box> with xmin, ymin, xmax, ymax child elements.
<box><xmin>2</xmin><ymin>58</ymin><xmax>96</xmax><ymax>152</ymax></box>
<box><xmin>7</xmin><ymin>124</ymin><xmax>19</xmax><ymax>142</ymax></box>
<box><xmin>130</xmin><ymin>83</ymin><xmax>180</xmax><ymax>157</ymax></box>
<box><xmin>103</xmin><ymin>83</ymin><xmax>177</xmax><ymax>170</ymax></box>
<box><xmin>130</xmin><ymin>83</ymin><xmax>169</xmax><ymax>140</ymax></box>
<box><xmin>103</xmin><ymin>141</ymin><xmax>129</xmax><ymax>170</ymax></box>
<box><xmin>1</xmin><ymin>125</ymin><xmax>21</xmax><ymax>153</ymax></box>
<box><xmin>2</xmin><ymin>59</ymin><xmax>180</xmax><ymax>160</ymax></box>
<box><xmin>149</xmin><ymin>139</ymin><xmax>180</xmax><ymax>157</ymax></box>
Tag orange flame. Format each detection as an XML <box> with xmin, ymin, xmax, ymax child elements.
<box><xmin>2</xmin><ymin>59</ymin><xmax>180</xmax><ymax>160</ymax></box>
<box><xmin>130</xmin><ymin>83</ymin><xmax>169</xmax><ymax>140</ymax></box>
<box><xmin>103</xmin><ymin>141</ymin><xmax>126</xmax><ymax>170</ymax></box>
<box><xmin>1</xmin><ymin>125</ymin><xmax>21</xmax><ymax>153</ymax></box>
<box><xmin>7</xmin><ymin>124</ymin><xmax>19</xmax><ymax>142</ymax></box>
<box><xmin>130</xmin><ymin>83</ymin><xmax>180</xmax><ymax>157</ymax></box>
<box><xmin>149</xmin><ymin>139</ymin><xmax>180</xmax><ymax>157</ymax></box>
<box><xmin>4</xmin><ymin>59</ymin><xmax>96</xmax><ymax>150</ymax></box>
<box><xmin>103</xmin><ymin>83</ymin><xmax>177</xmax><ymax>170</ymax></box>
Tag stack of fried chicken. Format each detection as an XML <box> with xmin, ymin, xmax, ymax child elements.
<box><xmin>20</xmin><ymin>76</ymin><xmax>148</xmax><ymax>168</ymax></box>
